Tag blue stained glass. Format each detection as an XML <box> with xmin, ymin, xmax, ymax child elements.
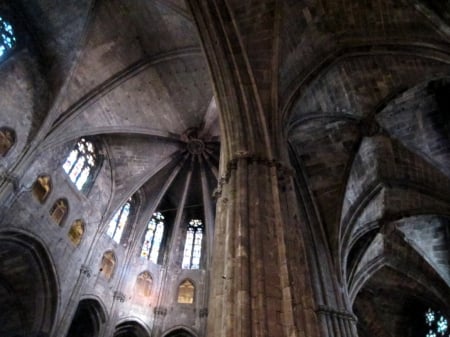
<box><xmin>0</xmin><ymin>17</ymin><xmax>16</xmax><ymax>58</ymax></box>
<box><xmin>425</xmin><ymin>309</ymin><xmax>450</xmax><ymax>337</ymax></box>
<box><xmin>437</xmin><ymin>317</ymin><xmax>448</xmax><ymax>334</ymax></box>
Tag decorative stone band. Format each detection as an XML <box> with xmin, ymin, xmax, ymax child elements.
<box><xmin>213</xmin><ymin>151</ymin><xmax>294</xmax><ymax>199</ymax></box>
<box><xmin>316</xmin><ymin>305</ymin><xmax>357</xmax><ymax>322</ymax></box>
<box><xmin>113</xmin><ymin>291</ymin><xmax>126</xmax><ymax>302</ymax></box>
<box><xmin>80</xmin><ymin>264</ymin><xmax>92</xmax><ymax>278</ymax></box>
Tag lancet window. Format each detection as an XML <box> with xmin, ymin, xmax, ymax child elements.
<box><xmin>106</xmin><ymin>200</ymin><xmax>131</xmax><ymax>243</ymax></box>
<box><xmin>141</xmin><ymin>212</ymin><xmax>165</xmax><ymax>264</ymax></box>
<box><xmin>181</xmin><ymin>219</ymin><xmax>203</xmax><ymax>269</ymax></box>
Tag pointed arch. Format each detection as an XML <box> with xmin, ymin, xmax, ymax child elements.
<box><xmin>100</xmin><ymin>250</ymin><xmax>116</xmax><ymax>280</ymax></box>
<box><xmin>68</xmin><ymin>219</ymin><xmax>85</xmax><ymax>246</ymax></box>
<box><xmin>113</xmin><ymin>320</ymin><xmax>150</xmax><ymax>337</ymax></box>
<box><xmin>66</xmin><ymin>298</ymin><xmax>106</xmax><ymax>337</ymax></box>
<box><xmin>49</xmin><ymin>198</ymin><xmax>68</xmax><ymax>226</ymax></box>
<box><xmin>32</xmin><ymin>174</ymin><xmax>52</xmax><ymax>203</ymax></box>
<box><xmin>177</xmin><ymin>279</ymin><xmax>195</xmax><ymax>304</ymax></box>
<box><xmin>141</xmin><ymin>211</ymin><xmax>165</xmax><ymax>264</ymax></box>
<box><xmin>135</xmin><ymin>271</ymin><xmax>153</xmax><ymax>297</ymax></box>
<box><xmin>107</xmin><ymin>198</ymin><xmax>132</xmax><ymax>244</ymax></box>
<box><xmin>182</xmin><ymin>219</ymin><xmax>204</xmax><ymax>269</ymax></box>
<box><xmin>162</xmin><ymin>326</ymin><xmax>197</xmax><ymax>337</ymax></box>
<box><xmin>0</xmin><ymin>230</ymin><xmax>58</xmax><ymax>337</ymax></box>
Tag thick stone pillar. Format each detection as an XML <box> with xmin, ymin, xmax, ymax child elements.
<box><xmin>208</xmin><ymin>154</ymin><xmax>320</xmax><ymax>337</ymax></box>
<box><xmin>187</xmin><ymin>1</ymin><xmax>358</xmax><ymax>336</ymax></box>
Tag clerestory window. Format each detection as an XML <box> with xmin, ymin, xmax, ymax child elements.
<box><xmin>106</xmin><ymin>200</ymin><xmax>131</xmax><ymax>244</ymax></box>
<box><xmin>0</xmin><ymin>16</ymin><xmax>16</xmax><ymax>59</ymax></box>
<box><xmin>181</xmin><ymin>219</ymin><xmax>204</xmax><ymax>269</ymax></box>
<box><xmin>62</xmin><ymin>138</ymin><xmax>100</xmax><ymax>193</ymax></box>
<box><xmin>141</xmin><ymin>212</ymin><xmax>165</xmax><ymax>264</ymax></box>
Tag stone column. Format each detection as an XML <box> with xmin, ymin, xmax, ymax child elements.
<box><xmin>207</xmin><ymin>154</ymin><xmax>320</xmax><ymax>337</ymax></box>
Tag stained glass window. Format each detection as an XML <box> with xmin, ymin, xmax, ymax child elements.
<box><xmin>63</xmin><ymin>138</ymin><xmax>99</xmax><ymax>192</ymax></box>
<box><xmin>106</xmin><ymin>201</ymin><xmax>131</xmax><ymax>243</ymax></box>
<box><xmin>182</xmin><ymin>219</ymin><xmax>204</xmax><ymax>269</ymax></box>
<box><xmin>141</xmin><ymin>212</ymin><xmax>165</xmax><ymax>263</ymax></box>
<box><xmin>425</xmin><ymin>308</ymin><xmax>449</xmax><ymax>337</ymax></box>
<box><xmin>0</xmin><ymin>16</ymin><xmax>16</xmax><ymax>59</ymax></box>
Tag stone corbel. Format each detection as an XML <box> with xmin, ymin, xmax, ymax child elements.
<box><xmin>113</xmin><ymin>291</ymin><xmax>126</xmax><ymax>302</ymax></box>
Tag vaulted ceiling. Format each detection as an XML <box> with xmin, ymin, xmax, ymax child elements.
<box><xmin>4</xmin><ymin>2</ymin><xmax>450</xmax><ymax>335</ymax></box>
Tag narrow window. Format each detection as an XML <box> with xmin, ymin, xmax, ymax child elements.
<box><xmin>100</xmin><ymin>251</ymin><xmax>116</xmax><ymax>280</ymax></box>
<box><xmin>62</xmin><ymin>138</ymin><xmax>100</xmax><ymax>193</ymax></box>
<box><xmin>425</xmin><ymin>308</ymin><xmax>449</xmax><ymax>337</ymax></box>
<box><xmin>68</xmin><ymin>219</ymin><xmax>84</xmax><ymax>246</ymax></box>
<box><xmin>177</xmin><ymin>279</ymin><xmax>195</xmax><ymax>304</ymax></box>
<box><xmin>0</xmin><ymin>127</ymin><xmax>15</xmax><ymax>157</ymax></box>
<box><xmin>49</xmin><ymin>198</ymin><xmax>68</xmax><ymax>226</ymax></box>
<box><xmin>182</xmin><ymin>219</ymin><xmax>204</xmax><ymax>269</ymax></box>
<box><xmin>32</xmin><ymin>175</ymin><xmax>51</xmax><ymax>203</ymax></box>
<box><xmin>0</xmin><ymin>16</ymin><xmax>16</xmax><ymax>59</ymax></box>
<box><xmin>106</xmin><ymin>200</ymin><xmax>131</xmax><ymax>243</ymax></box>
<box><xmin>135</xmin><ymin>271</ymin><xmax>153</xmax><ymax>297</ymax></box>
<box><xmin>141</xmin><ymin>212</ymin><xmax>165</xmax><ymax>264</ymax></box>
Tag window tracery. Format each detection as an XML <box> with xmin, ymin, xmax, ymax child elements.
<box><xmin>182</xmin><ymin>219</ymin><xmax>203</xmax><ymax>269</ymax></box>
<box><xmin>177</xmin><ymin>279</ymin><xmax>195</xmax><ymax>304</ymax></box>
<box><xmin>425</xmin><ymin>308</ymin><xmax>449</xmax><ymax>337</ymax></box>
<box><xmin>0</xmin><ymin>16</ymin><xmax>16</xmax><ymax>59</ymax></box>
<box><xmin>106</xmin><ymin>200</ymin><xmax>131</xmax><ymax>243</ymax></box>
<box><xmin>141</xmin><ymin>212</ymin><xmax>165</xmax><ymax>264</ymax></box>
<box><xmin>49</xmin><ymin>198</ymin><xmax>68</xmax><ymax>226</ymax></box>
<box><xmin>62</xmin><ymin>138</ymin><xmax>99</xmax><ymax>193</ymax></box>
<box><xmin>135</xmin><ymin>271</ymin><xmax>153</xmax><ymax>297</ymax></box>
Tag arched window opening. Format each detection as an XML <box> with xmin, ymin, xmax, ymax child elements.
<box><xmin>0</xmin><ymin>127</ymin><xmax>15</xmax><ymax>157</ymax></box>
<box><xmin>0</xmin><ymin>16</ymin><xmax>16</xmax><ymax>59</ymax></box>
<box><xmin>141</xmin><ymin>212</ymin><xmax>165</xmax><ymax>264</ymax></box>
<box><xmin>62</xmin><ymin>137</ymin><xmax>100</xmax><ymax>193</ymax></box>
<box><xmin>66</xmin><ymin>299</ymin><xmax>106</xmax><ymax>337</ymax></box>
<box><xmin>182</xmin><ymin>219</ymin><xmax>204</xmax><ymax>269</ymax></box>
<box><xmin>68</xmin><ymin>219</ymin><xmax>85</xmax><ymax>246</ymax></box>
<box><xmin>49</xmin><ymin>198</ymin><xmax>68</xmax><ymax>226</ymax></box>
<box><xmin>107</xmin><ymin>200</ymin><xmax>131</xmax><ymax>243</ymax></box>
<box><xmin>135</xmin><ymin>271</ymin><xmax>153</xmax><ymax>297</ymax></box>
<box><xmin>100</xmin><ymin>251</ymin><xmax>116</xmax><ymax>280</ymax></box>
<box><xmin>177</xmin><ymin>279</ymin><xmax>195</xmax><ymax>304</ymax></box>
<box><xmin>425</xmin><ymin>308</ymin><xmax>449</xmax><ymax>337</ymax></box>
<box><xmin>32</xmin><ymin>175</ymin><xmax>51</xmax><ymax>203</ymax></box>
<box><xmin>164</xmin><ymin>328</ymin><xmax>195</xmax><ymax>337</ymax></box>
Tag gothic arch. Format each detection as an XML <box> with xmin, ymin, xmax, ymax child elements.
<box><xmin>66</xmin><ymin>298</ymin><xmax>107</xmax><ymax>337</ymax></box>
<box><xmin>0</xmin><ymin>230</ymin><xmax>58</xmax><ymax>337</ymax></box>
<box><xmin>113</xmin><ymin>320</ymin><xmax>150</xmax><ymax>337</ymax></box>
<box><xmin>162</xmin><ymin>326</ymin><xmax>197</xmax><ymax>337</ymax></box>
<box><xmin>177</xmin><ymin>279</ymin><xmax>195</xmax><ymax>304</ymax></box>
